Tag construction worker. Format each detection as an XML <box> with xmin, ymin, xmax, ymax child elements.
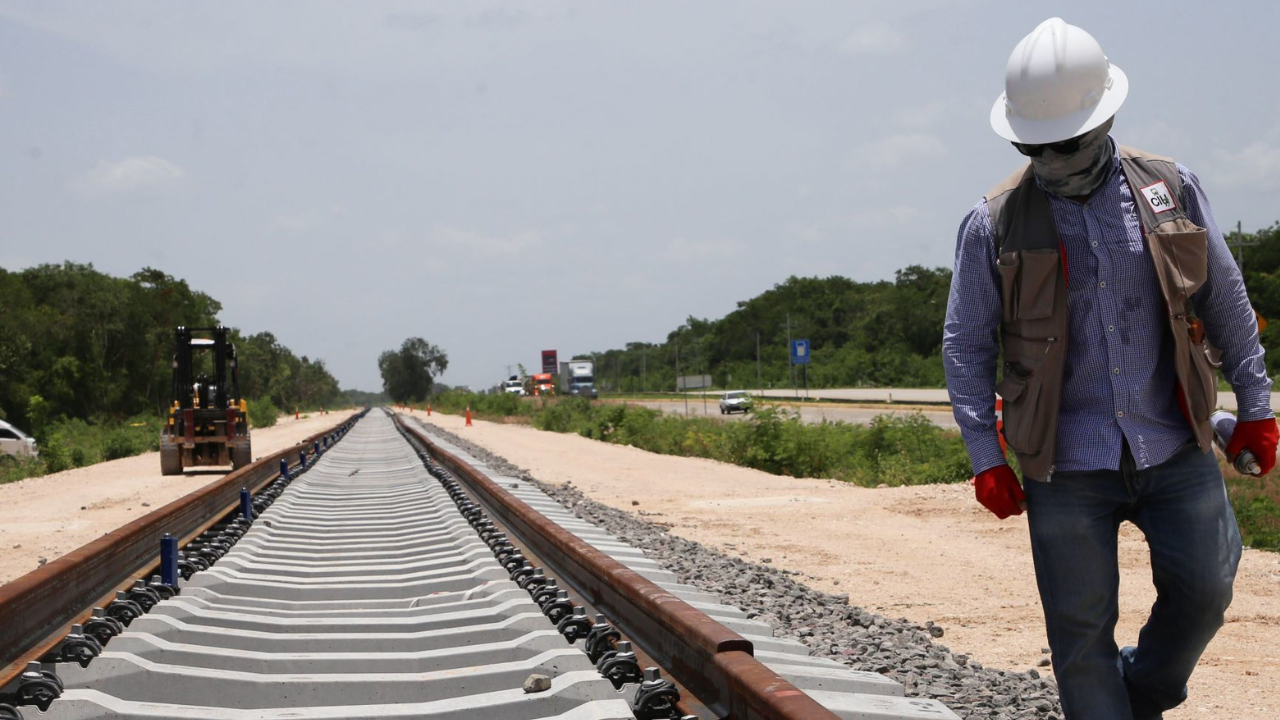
<box><xmin>942</xmin><ymin>18</ymin><xmax>1277</xmax><ymax>720</ymax></box>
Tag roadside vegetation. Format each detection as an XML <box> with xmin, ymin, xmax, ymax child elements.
<box><xmin>432</xmin><ymin>392</ymin><xmax>970</xmax><ymax>486</ymax></box>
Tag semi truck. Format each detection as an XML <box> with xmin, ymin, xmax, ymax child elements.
<box><xmin>558</xmin><ymin>360</ymin><xmax>597</xmax><ymax>398</ymax></box>
<box><xmin>531</xmin><ymin>373</ymin><xmax>556</xmax><ymax>396</ymax></box>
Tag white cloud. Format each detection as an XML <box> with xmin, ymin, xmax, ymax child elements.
<box><xmin>268</xmin><ymin>205</ymin><xmax>348</xmax><ymax>233</ymax></box>
<box><xmin>1211</xmin><ymin>138</ymin><xmax>1280</xmax><ymax>190</ymax></box>
<box><xmin>75</xmin><ymin>156</ymin><xmax>185</xmax><ymax>195</ymax></box>
<box><xmin>857</xmin><ymin>133</ymin><xmax>948</xmax><ymax>170</ymax></box>
<box><xmin>893</xmin><ymin>101</ymin><xmax>951</xmax><ymax>131</ymax></box>
<box><xmin>782</xmin><ymin>222</ymin><xmax>825</xmax><ymax>246</ymax></box>
<box><xmin>661</xmin><ymin>236</ymin><xmax>742</xmax><ymax>263</ymax></box>
<box><xmin>837</xmin><ymin>22</ymin><xmax>907</xmax><ymax>55</ymax></box>
<box><xmin>849</xmin><ymin>204</ymin><xmax>919</xmax><ymax>228</ymax></box>
<box><xmin>427</xmin><ymin>226</ymin><xmax>544</xmax><ymax>255</ymax></box>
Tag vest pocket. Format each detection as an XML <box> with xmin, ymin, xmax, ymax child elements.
<box><xmin>1152</xmin><ymin>229</ymin><xmax>1208</xmax><ymax>302</ymax></box>
<box><xmin>997</xmin><ymin>355</ymin><xmax>1048</xmax><ymax>453</ymax></box>
<box><xmin>993</xmin><ymin>333</ymin><xmax>1054</xmax><ymax>450</ymax></box>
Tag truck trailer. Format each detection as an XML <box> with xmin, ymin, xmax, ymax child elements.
<box><xmin>558</xmin><ymin>360</ymin><xmax>597</xmax><ymax>399</ymax></box>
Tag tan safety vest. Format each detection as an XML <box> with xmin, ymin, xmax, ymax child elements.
<box><xmin>985</xmin><ymin>145</ymin><xmax>1218</xmax><ymax>481</ymax></box>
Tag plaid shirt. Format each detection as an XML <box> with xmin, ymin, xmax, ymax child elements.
<box><xmin>944</xmin><ymin>141</ymin><xmax>1272</xmax><ymax>476</ymax></box>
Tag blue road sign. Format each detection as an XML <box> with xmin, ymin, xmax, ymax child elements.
<box><xmin>791</xmin><ymin>339</ymin><xmax>810</xmax><ymax>365</ymax></box>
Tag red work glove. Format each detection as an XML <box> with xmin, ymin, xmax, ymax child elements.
<box><xmin>974</xmin><ymin>465</ymin><xmax>1026</xmax><ymax>519</ymax></box>
<box><xmin>1225</xmin><ymin>417</ymin><xmax>1279</xmax><ymax>476</ymax></box>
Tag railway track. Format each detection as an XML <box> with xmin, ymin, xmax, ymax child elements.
<box><xmin>0</xmin><ymin>409</ymin><xmax>959</xmax><ymax>720</ymax></box>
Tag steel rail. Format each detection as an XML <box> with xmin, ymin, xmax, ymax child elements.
<box><xmin>391</xmin><ymin>419</ymin><xmax>713</xmax><ymax>719</ymax></box>
<box><xmin>0</xmin><ymin>412</ymin><xmax>361</xmax><ymax>689</ymax></box>
<box><xmin>397</xmin><ymin>417</ymin><xmax>844</xmax><ymax>720</ymax></box>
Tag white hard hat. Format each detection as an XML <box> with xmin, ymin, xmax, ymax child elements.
<box><xmin>990</xmin><ymin>18</ymin><xmax>1128</xmax><ymax>145</ymax></box>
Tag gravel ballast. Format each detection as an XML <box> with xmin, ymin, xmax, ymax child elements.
<box><xmin>414</xmin><ymin>419</ymin><xmax>1064</xmax><ymax>720</ymax></box>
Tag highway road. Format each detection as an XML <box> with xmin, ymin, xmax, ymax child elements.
<box><xmin>684</xmin><ymin>387</ymin><xmax>1269</xmax><ymax>412</ymax></box>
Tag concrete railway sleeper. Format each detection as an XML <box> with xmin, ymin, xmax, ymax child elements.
<box><xmin>0</xmin><ymin>410</ymin><xmax>960</xmax><ymax>720</ymax></box>
<box><xmin>395</xmin><ymin>413</ymin><xmax>961</xmax><ymax>720</ymax></box>
<box><xmin>0</xmin><ymin>414</ymin><xmax>363</xmax><ymax>717</ymax></box>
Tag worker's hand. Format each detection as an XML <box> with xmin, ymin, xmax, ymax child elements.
<box><xmin>973</xmin><ymin>465</ymin><xmax>1026</xmax><ymax>519</ymax></box>
<box><xmin>1226</xmin><ymin>417</ymin><xmax>1279</xmax><ymax>476</ymax></box>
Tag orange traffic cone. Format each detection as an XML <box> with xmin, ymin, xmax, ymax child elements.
<box><xmin>295</xmin><ymin>407</ymin><xmax>299</xmax><ymax>420</ymax></box>
<box><xmin>465</xmin><ymin>405</ymin><xmax>473</xmax><ymax>427</ymax></box>
<box><xmin>427</xmin><ymin>404</ymin><xmax>432</xmax><ymax>416</ymax></box>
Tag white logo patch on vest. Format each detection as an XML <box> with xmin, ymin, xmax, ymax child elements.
<box><xmin>1139</xmin><ymin>181</ymin><xmax>1177</xmax><ymax>215</ymax></box>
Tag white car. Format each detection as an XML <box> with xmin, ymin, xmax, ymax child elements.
<box><xmin>0</xmin><ymin>419</ymin><xmax>38</xmax><ymax>460</ymax></box>
<box><xmin>718</xmin><ymin>391</ymin><xmax>753</xmax><ymax>414</ymax></box>
<box><xmin>503</xmin><ymin>380</ymin><xmax>526</xmax><ymax>396</ymax></box>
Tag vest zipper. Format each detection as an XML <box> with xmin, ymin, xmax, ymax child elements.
<box><xmin>1002</xmin><ymin>331</ymin><xmax>1058</xmax><ymax>351</ymax></box>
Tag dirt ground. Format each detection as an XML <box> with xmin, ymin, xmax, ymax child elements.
<box><xmin>0</xmin><ymin>409</ymin><xmax>358</xmax><ymax>585</ymax></box>
<box><xmin>410</xmin><ymin>410</ymin><xmax>1279</xmax><ymax>720</ymax></box>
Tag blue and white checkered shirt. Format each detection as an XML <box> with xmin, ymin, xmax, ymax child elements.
<box><xmin>944</xmin><ymin>141</ymin><xmax>1272</xmax><ymax>476</ymax></box>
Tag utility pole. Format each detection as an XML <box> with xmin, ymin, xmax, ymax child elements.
<box><xmin>1228</xmin><ymin>220</ymin><xmax>1258</xmax><ymax>276</ymax></box>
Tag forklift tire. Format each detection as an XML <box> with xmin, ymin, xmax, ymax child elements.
<box><xmin>160</xmin><ymin>446</ymin><xmax>182</xmax><ymax>476</ymax></box>
<box><xmin>232</xmin><ymin>442</ymin><xmax>253</xmax><ymax>471</ymax></box>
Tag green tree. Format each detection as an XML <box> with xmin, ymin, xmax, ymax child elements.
<box><xmin>378</xmin><ymin>338</ymin><xmax>449</xmax><ymax>403</ymax></box>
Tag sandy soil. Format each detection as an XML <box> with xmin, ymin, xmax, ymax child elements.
<box><xmin>0</xmin><ymin>409</ymin><xmax>358</xmax><ymax>585</ymax></box>
<box><xmin>409</xmin><ymin>410</ymin><xmax>1279</xmax><ymax>720</ymax></box>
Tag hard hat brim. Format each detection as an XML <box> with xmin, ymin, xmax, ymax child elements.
<box><xmin>989</xmin><ymin>64</ymin><xmax>1128</xmax><ymax>144</ymax></box>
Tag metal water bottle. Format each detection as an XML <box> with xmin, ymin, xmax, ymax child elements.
<box><xmin>1210</xmin><ymin>411</ymin><xmax>1262</xmax><ymax>476</ymax></box>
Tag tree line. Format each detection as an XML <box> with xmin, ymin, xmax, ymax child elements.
<box><xmin>584</xmin><ymin>265</ymin><xmax>952</xmax><ymax>392</ymax></box>
<box><xmin>0</xmin><ymin>262</ymin><xmax>344</xmax><ymax>433</ymax></box>
<box><xmin>583</xmin><ymin>223</ymin><xmax>1280</xmax><ymax>393</ymax></box>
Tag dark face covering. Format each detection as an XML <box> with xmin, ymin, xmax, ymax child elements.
<box><xmin>1028</xmin><ymin>117</ymin><xmax>1115</xmax><ymax>197</ymax></box>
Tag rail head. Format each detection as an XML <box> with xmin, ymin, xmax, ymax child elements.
<box><xmin>396</xmin><ymin>415</ymin><xmax>844</xmax><ymax>720</ymax></box>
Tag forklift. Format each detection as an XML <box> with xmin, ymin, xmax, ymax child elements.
<box><xmin>159</xmin><ymin>326</ymin><xmax>252</xmax><ymax>475</ymax></box>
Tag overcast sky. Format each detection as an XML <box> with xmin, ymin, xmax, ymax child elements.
<box><xmin>2</xmin><ymin>1</ymin><xmax>1277</xmax><ymax>391</ymax></box>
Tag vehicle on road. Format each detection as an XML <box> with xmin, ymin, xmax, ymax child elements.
<box><xmin>532</xmin><ymin>373</ymin><xmax>555</xmax><ymax>396</ymax></box>
<box><xmin>560</xmin><ymin>360</ymin><xmax>598</xmax><ymax>398</ymax></box>
<box><xmin>503</xmin><ymin>377</ymin><xmax>526</xmax><ymax>396</ymax></box>
<box><xmin>0</xmin><ymin>419</ymin><xmax>38</xmax><ymax>461</ymax></box>
<box><xmin>719</xmin><ymin>390</ymin><xmax>753</xmax><ymax>414</ymax></box>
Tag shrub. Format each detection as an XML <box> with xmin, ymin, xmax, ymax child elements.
<box><xmin>39</xmin><ymin>434</ymin><xmax>72</xmax><ymax>474</ymax></box>
<box><xmin>101</xmin><ymin>429</ymin><xmax>142</xmax><ymax>461</ymax></box>
<box><xmin>248</xmin><ymin>399</ymin><xmax>280</xmax><ymax>429</ymax></box>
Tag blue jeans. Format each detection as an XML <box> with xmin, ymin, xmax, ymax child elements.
<box><xmin>1023</xmin><ymin>441</ymin><xmax>1242</xmax><ymax>720</ymax></box>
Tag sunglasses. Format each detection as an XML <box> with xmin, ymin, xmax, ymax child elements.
<box><xmin>1012</xmin><ymin>131</ymin><xmax>1088</xmax><ymax>157</ymax></box>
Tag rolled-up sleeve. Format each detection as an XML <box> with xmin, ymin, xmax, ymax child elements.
<box><xmin>1181</xmin><ymin>165</ymin><xmax>1274</xmax><ymax>421</ymax></box>
<box><xmin>943</xmin><ymin>201</ymin><xmax>1007</xmax><ymax>474</ymax></box>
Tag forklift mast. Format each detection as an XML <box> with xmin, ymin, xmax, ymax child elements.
<box><xmin>171</xmin><ymin>326</ymin><xmax>241</xmax><ymax>410</ymax></box>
